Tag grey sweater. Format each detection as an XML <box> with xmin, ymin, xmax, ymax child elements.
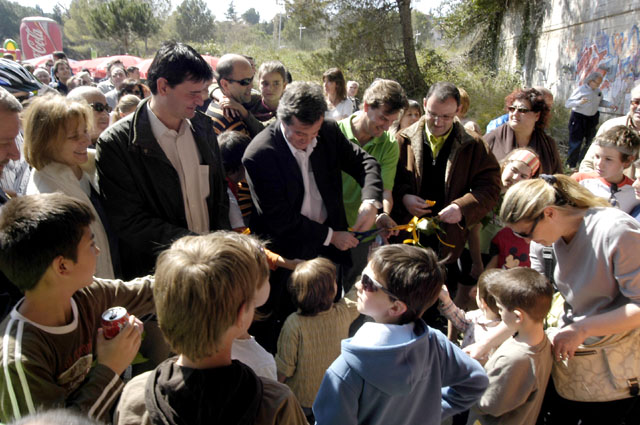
<box><xmin>530</xmin><ymin>207</ymin><xmax>640</xmax><ymax>325</ymax></box>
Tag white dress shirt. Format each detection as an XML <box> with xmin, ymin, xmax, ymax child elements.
<box><xmin>281</xmin><ymin>123</ymin><xmax>333</xmax><ymax>246</ymax></box>
<box><xmin>147</xmin><ymin>104</ymin><xmax>210</xmax><ymax>234</ymax></box>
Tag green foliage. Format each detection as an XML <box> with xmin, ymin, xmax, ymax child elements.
<box><xmin>241</xmin><ymin>8</ymin><xmax>260</xmax><ymax>25</ymax></box>
<box><xmin>0</xmin><ymin>0</ymin><xmax>45</xmax><ymax>42</ymax></box>
<box><xmin>435</xmin><ymin>0</ymin><xmax>505</xmax><ymax>68</ymax></box>
<box><xmin>225</xmin><ymin>0</ymin><xmax>238</xmax><ymax>23</ymax></box>
<box><xmin>87</xmin><ymin>0</ymin><xmax>159</xmax><ymax>54</ymax></box>
<box><xmin>173</xmin><ymin>0</ymin><xmax>215</xmax><ymax>44</ymax></box>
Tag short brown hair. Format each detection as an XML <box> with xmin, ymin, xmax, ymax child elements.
<box><xmin>487</xmin><ymin>267</ymin><xmax>553</xmax><ymax>322</ymax></box>
<box><xmin>289</xmin><ymin>257</ymin><xmax>336</xmax><ymax>316</ymax></box>
<box><xmin>594</xmin><ymin>125</ymin><xmax>640</xmax><ymax>162</ymax></box>
<box><xmin>0</xmin><ymin>193</ymin><xmax>94</xmax><ymax>291</ymax></box>
<box><xmin>153</xmin><ymin>232</ymin><xmax>269</xmax><ymax>361</ymax></box>
<box><xmin>362</xmin><ymin>79</ymin><xmax>409</xmax><ymax>114</ymax></box>
<box><xmin>369</xmin><ymin>244</ymin><xmax>445</xmax><ymax>325</ymax></box>
<box><xmin>476</xmin><ymin>269</ymin><xmax>501</xmax><ymax>316</ymax></box>
<box><xmin>23</xmin><ymin>93</ymin><xmax>93</xmax><ymax>170</ymax></box>
<box><xmin>504</xmin><ymin>88</ymin><xmax>550</xmax><ymax>130</ymax></box>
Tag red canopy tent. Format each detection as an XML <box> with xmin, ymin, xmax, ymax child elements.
<box><xmin>23</xmin><ymin>54</ymin><xmax>82</xmax><ymax>73</ymax></box>
<box><xmin>75</xmin><ymin>55</ymin><xmax>143</xmax><ymax>79</ymax></box>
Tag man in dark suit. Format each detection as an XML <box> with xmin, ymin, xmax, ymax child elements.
<box><xmin>242</xmin><ymin>81</ymin><xmax>383</xmax><ymax>352</ymax></box>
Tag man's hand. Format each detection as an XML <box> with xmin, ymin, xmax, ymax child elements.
<box><xmin>96</xmin><ymin>315</ymin><xmax>144</xmax><ymax>375</ymax></box>
<box><xmin>351</xmin><ymin>202</ymin><xmax>377</xmax><ymax>232</ymax></box>
<box><xmin>219</xmin><ymin>95</ymin><xmax>248</xmax><ymax>119</ymax></box>
<box><xmin>375</xmin><ymin>213</ymin><xmax>399</xmax><ymax>238</ymax></box>
<box><xmin>402</xmin><ymin>194</ymin><xmax>431</xmax><ymax>217</ymax></box>
<box><xmin>438</xmin><ymin>203</ymin><xmax>462</xmax><ymax>224</ymax></box>
<box><xmin>331</xmin><ymin>231</ymin><xmax>359</xmax><ymax>251</ymax></box>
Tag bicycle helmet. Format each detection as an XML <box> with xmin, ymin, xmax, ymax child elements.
<box><xmin>0</xmin><ymin>58</ymin><xmax>43</xmax><ymax>94</ymax></box>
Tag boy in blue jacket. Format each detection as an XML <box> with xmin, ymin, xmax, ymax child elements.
<box><xmin>313</xmin><ymin>244</ymin><xmax>489</xmax><ymax>425</ymax></box>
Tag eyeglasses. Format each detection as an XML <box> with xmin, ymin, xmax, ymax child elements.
<box><xmin>507</xmin><ymin>106</ymin><xmax>532</xmax><ymax>114</ymax></box>
<box><xmin>426</xmin><ymin>111</ymin><xmax>455</xmax><ymax>122</ymax></box>
<box><xmin>90</xmin><ymin>102</ymin><xmax>112</xmax><ymax>113</ymax></box>
<box><xmin>513</xmin><ymin>214</ymin><xmax>542</xmax><ymax>239</ymax></box>
<box><xmin>224</xmin><ymin>77</ymin><xmax>253</xmax><ymax>86</ymax></box>
<box><xmin>361</xmin><ymin>271</ymin><xmax>398</xmax><ymax>301</ymax></box>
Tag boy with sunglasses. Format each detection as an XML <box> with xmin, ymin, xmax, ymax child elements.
<box><xmin>313</xmin><ymin>244</ymin><xmax>488</xmax><ymax>425</ymax></box>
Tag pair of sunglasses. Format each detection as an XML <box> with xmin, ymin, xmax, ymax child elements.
<box><xmin>512</xmin><ymin>214</ymin><xmax>542</xmax><ymax>239</ymax></box>
<box><xmin>507</xmin><ymin>106</ymin><xmax>532</xmax><ymax>114</ymax></box>
<box><xmin>361</xmin><ymin>271</ymin><xmax>398</xmax><ymax>300</ymax></box>
<box><xmin>90</xmin><ymin>102</ymin><xmax>112</xmax><ymax>113</ymax></box>
<box><xmin>225</xmin><ymin>77</ymin><xmax>253</xmax><ymax>86</ymax></box>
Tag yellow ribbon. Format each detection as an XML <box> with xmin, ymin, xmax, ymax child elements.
<box><xmin>391</xmin><ymin>216</ymin><xmax>455</xmax><ymax>248</ymax></box>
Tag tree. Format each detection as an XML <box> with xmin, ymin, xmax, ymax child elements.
<box><xmin>241</xmin><ymin>8</ymin><xmax>260</xmax><ymax>25</ymax></box>
<box><xmin>0</xmin><ymin>0</ymin><xmax>46</xmax><ymax>42</ymax></box>
<box><xmin>88</xmin><ymin>0</ymin><xmax>159</xmax><ymax>54</ymax></box>
<box><xmin>225</xmin><ymin>0</ymin><xmax>238</xmax><ymax>23</ymax></box>
<box><xmin>131</xmin><ymin>1</ymin><xmax>159</xmax><ymax>56</ymax></box>
<box><xmin>174</xmin><ymin>0</ymin><xmax>215</xmax><ymax>44</ymax></box>
<box><xmin>396</xmin><ymin>0</ymin><xmax>427</xmax><ymax>97</ymax></box>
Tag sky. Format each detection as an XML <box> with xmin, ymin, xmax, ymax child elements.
<box><xmin>20</xmin><ymin>0</ymin><xmax>442</xmax><ymax>22</ymax></box>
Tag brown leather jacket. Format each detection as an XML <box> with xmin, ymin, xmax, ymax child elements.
<box><xmin>392</xmin><ymin>117</ymin><xmax>501</xmax><ymax>262</ymax></box>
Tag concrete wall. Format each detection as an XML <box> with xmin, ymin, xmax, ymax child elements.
<box><xmin>497</xmin><ymin>0</ymin><xmax>640</xmax><ymax>116</ymax></box>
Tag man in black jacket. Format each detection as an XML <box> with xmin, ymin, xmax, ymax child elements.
<box><xmin>242</xmin><ymin>81</ymin><xmax>383</xmax><ymax>351</ymax></box>
<box><xmin>96</xmin><ymin>42</ymin><xmax>230</xmax><ymax>279</ymax></box>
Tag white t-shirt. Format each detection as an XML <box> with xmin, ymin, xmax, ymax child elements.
<box><xmin>232</xmin><ymin>336</ymin><xmax>277</xmax><ymax>380</ymax></box>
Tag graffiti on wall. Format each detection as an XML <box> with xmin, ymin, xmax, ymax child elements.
<box><xmin>572</xmin><ymin>24</ymin><xmax>640</xmax><ymax>112</ymax></box>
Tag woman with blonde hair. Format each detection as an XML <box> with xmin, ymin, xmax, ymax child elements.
<box><xmin>498</xmin><ymin>173</ymin><xmax>640</xmax><ymax>423</ymax></box>
<box><xmin>24</xmin><ymin>93</ymin><xmax>118</xmax><ymax>278</ymax></box>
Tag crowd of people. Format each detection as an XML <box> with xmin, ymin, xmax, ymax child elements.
<box><xmin>0</xmin><ymin>40</ymin><xmax>639</xmax><ymax>425</ymax></box>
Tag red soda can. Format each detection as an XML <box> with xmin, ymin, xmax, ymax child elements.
<box><xmin>101</xmin><ymin>307</ymin><xmax>130</xmax><ymax>339</ymax></box>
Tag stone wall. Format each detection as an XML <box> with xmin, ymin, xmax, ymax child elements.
<box><xmin>497</xmin><ymin>0</ymin><xmax>640</xmax><ymax>116</ymax></box>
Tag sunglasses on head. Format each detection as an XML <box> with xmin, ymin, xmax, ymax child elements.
<box><xmin>361</xmin><ymin>271</ymin><xmax>398</xmax><ymax>300</ymax></box>
<box><xmin>90</xmin><ymin>102</ymin><xmax>112</xmax><ymax>113</ymax></box>
<box><xmin>507</xmin><ymin>106</ymin><xmax>531</xmax><ymax>114</ymax></box>
<box><xmin>225</xmin><ymin>77</ymin><xmax>253</xmax><ymax>86</ymax></box>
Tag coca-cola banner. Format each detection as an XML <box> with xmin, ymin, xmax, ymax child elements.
<box><xmin>20</xmin><ymin>17</ymin><xmax>63</xmax><ymax>60</ymax></box>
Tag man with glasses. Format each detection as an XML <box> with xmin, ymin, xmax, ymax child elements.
<box><xmin>392</xmin><ymin>82</ymin><xmax>500</xmax><ymax>324</ymax></box>
<box><xmin>206</xmin><ymin>54</ymin><xmax>264</xmax><ymax>138</ymax></box>
<box><xmin>96</xmin><ymin>41</ymin><xmax>230</xmax><ymax>279</ymax></box>
<box><xmin>68</xmin><ymin>86</ymin><xmax>111</xmax><ymax>145</ymax></box>
<box><xmin>580</xmin><ymin>83</ymin><xmax>640</xmax><ymax>178</ymax></box>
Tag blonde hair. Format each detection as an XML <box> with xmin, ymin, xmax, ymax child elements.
<box><xmin>458</xmin><ymin>87</ymin><xmax>470</xmax><ymax>117</ymax></box>
<box><xmin>23</xmin><ymin>93</ymin><xmax>93</xmax><ymax>170</ymax></box>
<box><xmin>289</xmin><ymin>257</ymin><xmax>336</xmax><ymax>316</ymax></box>
<box><xmin>153</xmin><ymin>231</ymin><xmax>269</xmax><ymax>361</ymax></box>
<box><xmin>114</xmin><ymin>94</ymin><xmax>140</xmax><ymax>120</ymax></box>
<box><xmin>500</xmin><ymin>174</ymin><xmax>610</xmax><ymax>223</ymax></box>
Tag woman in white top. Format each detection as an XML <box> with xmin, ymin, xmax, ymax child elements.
<box><xmin>322</xmin><ymin>68</ymin><xmax>353</xmax><ymax>121</ymax></box>
<box><xmin>24</xmin><ymin>93</ymin><xmax>117</xmax><ymax>278</ymax></box>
